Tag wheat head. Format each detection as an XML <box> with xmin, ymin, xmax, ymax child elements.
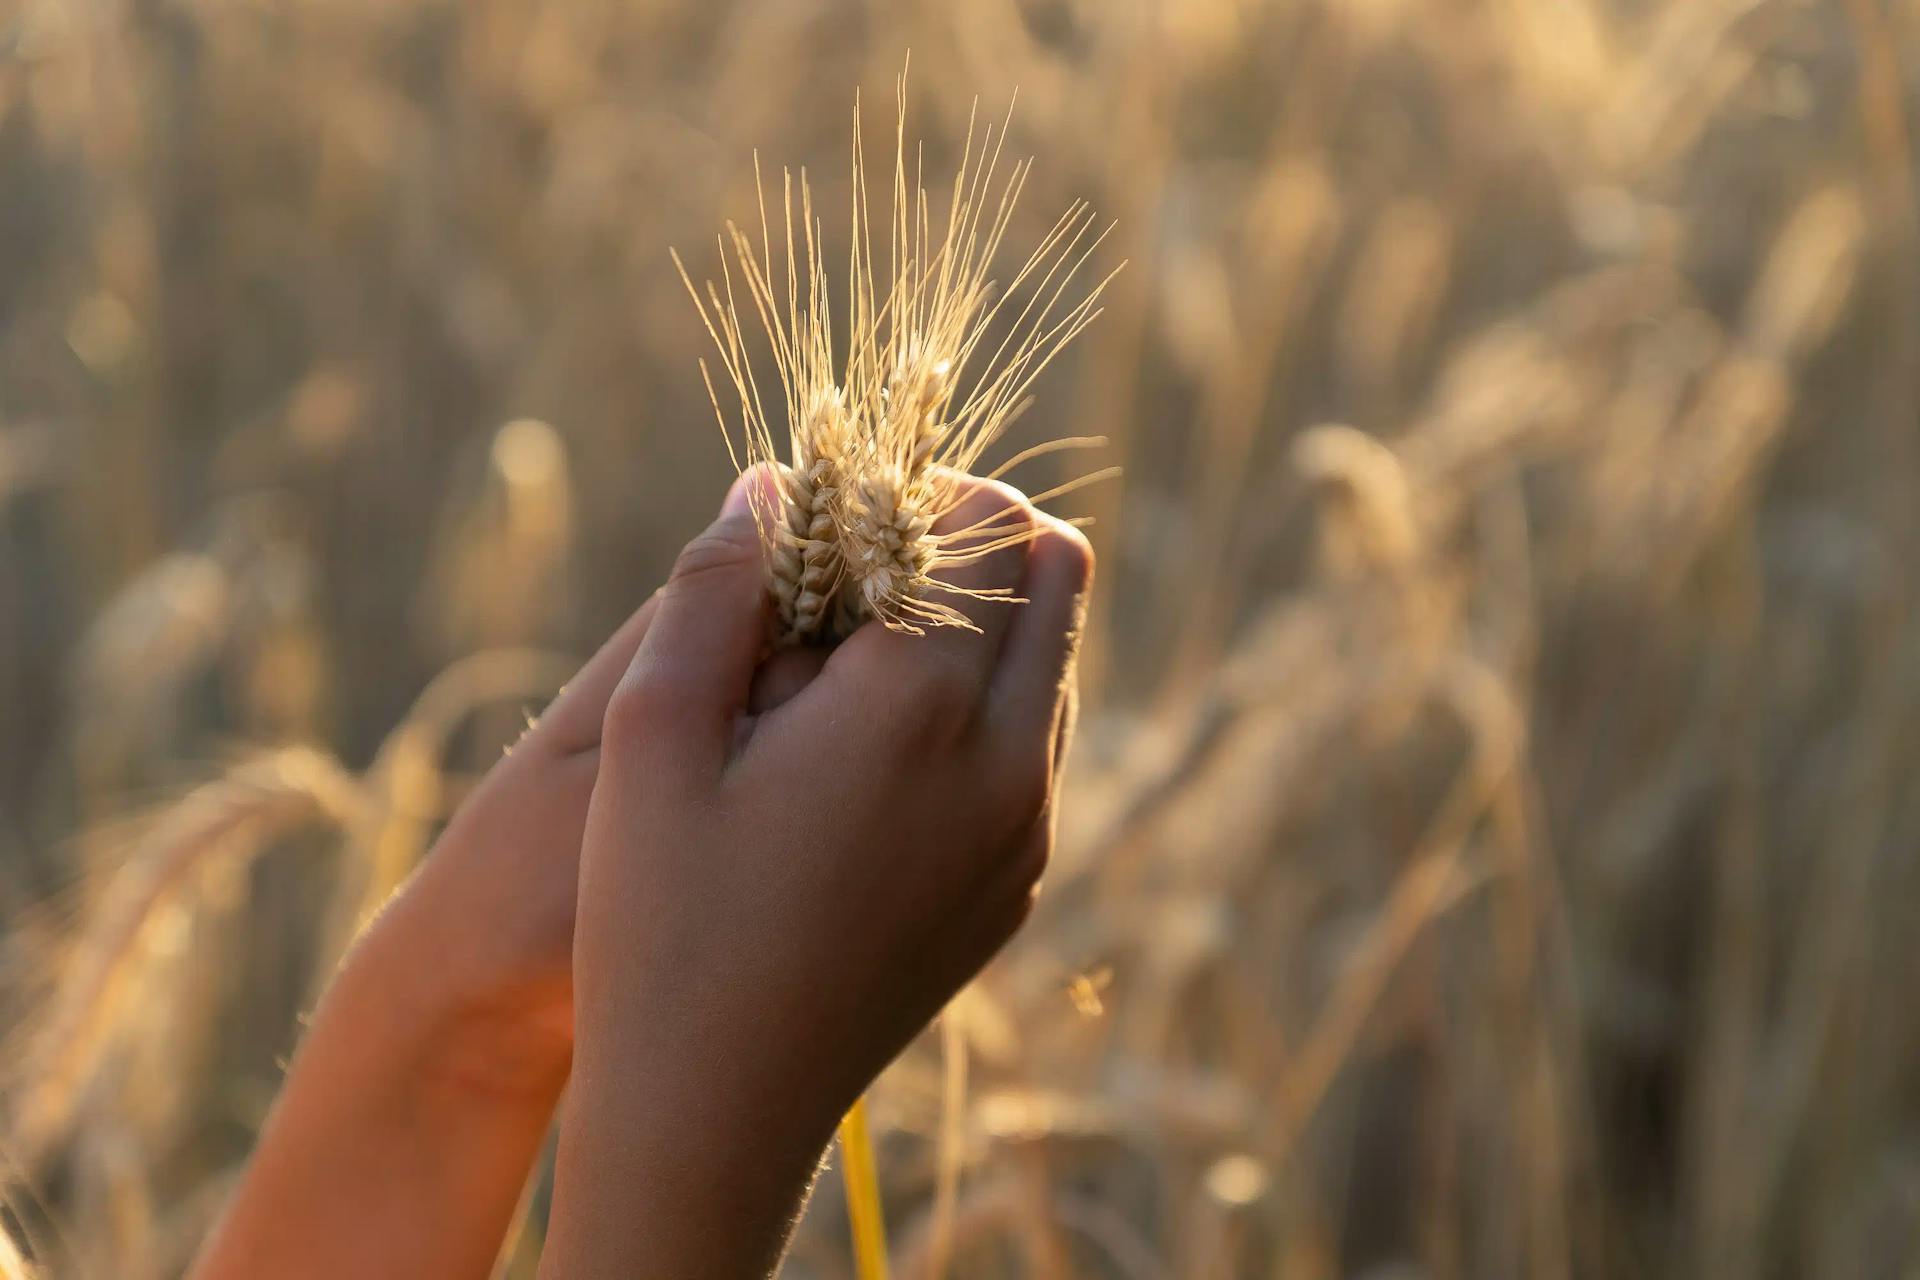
<box><xmin>676</xmin><ymin>70</ymin><xmax>1119</xmax><ymax>642</ymax></box>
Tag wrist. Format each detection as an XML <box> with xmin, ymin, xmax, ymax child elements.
<box><xmin>547</xmin><ymin>998</ymin><xmax>845</xmax><ymax>1278</ymax></box>
<box><xmin>341</xmin><ymin>880</ymin><xmax>573</xmax><ymax>1106</ymax></box>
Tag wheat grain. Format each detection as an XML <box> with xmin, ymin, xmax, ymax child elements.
<box><xmin>768</xmin><ymin>387</ymin><xmax>851</xmax><ymax>643</ymax></box>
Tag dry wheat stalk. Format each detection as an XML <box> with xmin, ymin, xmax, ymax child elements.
<box><xmin>675</xmin><ymin>71</ymin><xmax>1119</xmax><ymax>642</ymax></box>
<box><xmin>5</xmin><ymin>749</ymin><xmax>364</xmax><ymax>1167</ymax></box>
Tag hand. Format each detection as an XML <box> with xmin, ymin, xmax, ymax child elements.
<box><xmin>543</xmin><ymin>474</ymin><xmax>1092</xmax><ymax>1278</ymax></box>
<box><xmin>357</xmin><ymin>480</ymin><xmax>761</xmax><ymax>1098</ymax></box>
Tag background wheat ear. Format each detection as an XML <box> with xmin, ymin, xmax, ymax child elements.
<box><xmin>2</xmin><ymin>749</ymin><xmax>364</xmax><ymax>1171</ymax></box>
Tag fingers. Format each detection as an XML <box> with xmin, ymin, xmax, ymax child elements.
<box><xmin>987</xmin><ymin>513</ymin><xmax>1094</xmax><ymax>753</ymax></box>
<box><xmin>748</xmin><ymin>647</ymin><xmax>830</xmax><ymax>715</ymax></box>
<box><xmin>920</xmin><ymin>474</ymin><xmax>1036</xmax><ymax>659</ymax></box>
<box><xmin>531</xmin><ymin>473</ymin><xmax>764</xmax><ymax>757</ymax></box>
<box><xmin>836</xmin><ymin>474</ymin><xmax>1035</xmax><ymax>701</ymax></box>
<box><xmin>730</xmin><ymin>648</ymin><xmax>832</xmax><ymax>758</ymax></box>
<box><xmin>532</xmin><ymin>594</ymin><xmax>663</xmax><ymax>756</ymax></box>
<box><xmin>601</xmin><ymin>481</ymin><xmax>773</xmax><ymax>783</ymax></box>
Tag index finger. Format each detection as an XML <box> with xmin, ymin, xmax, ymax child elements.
<box><xmin>529</xmin><ymin>472</ymin><xmax>760</xmax><ymax>756</ymax></box>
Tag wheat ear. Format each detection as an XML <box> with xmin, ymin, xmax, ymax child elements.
<box><xmin>677</xmin><ymin>69</ymin><xmax>1120</xmax><ymax>643</ymax></box>
<box><xmin>766</xmin><ymin>389</ymin><xmax>850</xmax><ymax>642</ymax></box>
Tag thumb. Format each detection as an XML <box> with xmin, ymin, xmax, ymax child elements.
<box><xmin>603</xmin><ymin>484</ymin><xmax>770</xmax><ymax>781</ymax></box>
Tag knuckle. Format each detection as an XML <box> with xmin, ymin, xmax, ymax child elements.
<box><xmin>1027</xmin><ymin>520</ymin><xmax>1094</xmax><ymax>605</ymax></box>
<box><xmin>1045</xmin><ymin>519</ymin><xmax>1095</xmax><ymax>586</ymax></box>
<box><xmin>668</xmin><ymin>528</ymin><xmax>760</xmax><ymax>589</ymax></box>
<box><xmin>600</xmin><ymin>677</ymin><xmax>675</xmax><ymax>748</ymax></box>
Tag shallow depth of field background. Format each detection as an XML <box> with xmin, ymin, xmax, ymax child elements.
<box><xmin>2</xmin><ymin>1</ymin><xmax>1918</xmax><ymax>1276</ymax></box>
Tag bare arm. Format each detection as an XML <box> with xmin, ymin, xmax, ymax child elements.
<box><xmin>190</xmin><ymin>532</ymin><xmax>675</xmax><ymax>1279</ymax></box>
<box><xmin>189</xmin><ymin>474</ymin><xmax>1089</xmax><ymax>1279</ymax></box>
<box><xmin>189</xmin><ymin>892</ymin><xmax>568</xmax><ymax>1279</ymax></box>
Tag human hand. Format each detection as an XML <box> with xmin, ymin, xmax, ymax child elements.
<box><xmin>193</xmin><ymin>479</ymin><xmax>765</xmax><ymax>1280</ymax></box>
<box><xmin>359</xmin><ymin>479</ymin><xmax>769</xmax><ymax>1099</ymax></box>
<box><xmin>543</xmin><ymin>473</ymin><xmax>1091</xmax><ymax>1277</ymax></box>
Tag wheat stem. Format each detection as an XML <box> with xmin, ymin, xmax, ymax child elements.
<box><xmin>839</xmin><ymin>1095</ymin><xmax>890</xmax><ymax>1280</ymax></box>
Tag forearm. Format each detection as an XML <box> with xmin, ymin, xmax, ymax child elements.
<box><xmin>537</xmin><ymin>960</ymin><xmax>847</xmax><ymax>1278</ymax></box>
<box><xmin>192</xmin><ymin>889</ymin><xmax>568</xmax><ymax>1280</ymax></box>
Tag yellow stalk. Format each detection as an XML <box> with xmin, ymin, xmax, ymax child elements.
<box><xmin>838</xmin><ymin>1094</ymin><xmax>889</xmax><ymax>1280</ymax></box>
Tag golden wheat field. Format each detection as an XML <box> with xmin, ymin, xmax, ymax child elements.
<box><xmin>3</xmin><ymin>0</ymin><xmax>1919</xmax><ymax>1276</ymax></box>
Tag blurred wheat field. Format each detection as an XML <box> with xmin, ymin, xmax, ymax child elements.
<box><xmin>2</xmin><ymin>0</ymin><xmax>1918</xmax><ymax>1276</ymax></box>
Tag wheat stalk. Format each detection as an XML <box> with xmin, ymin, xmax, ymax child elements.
<box><xmin>4</xmin><ymin>749</ymin><xmax>364</xmax><ymax>1168</ymax></box>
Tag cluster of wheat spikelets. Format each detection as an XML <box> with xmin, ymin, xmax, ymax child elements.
<box><xmin>676</xmin><ymin>76</ymin><xmax>1117</xmax><ymax>643</ymax></box>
